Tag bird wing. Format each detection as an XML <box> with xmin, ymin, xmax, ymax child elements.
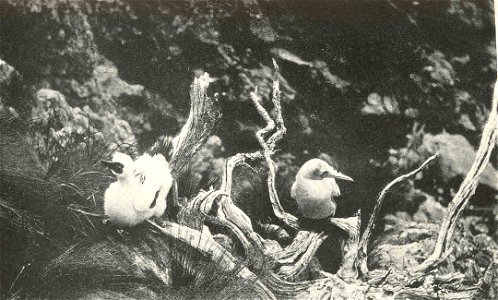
<box><xmin>133</xmin><ymin>153</ymin><xmax>172</xmax><ymax>217</ymax></box>
<box><xmin>290</xmin><ymin>180</ymin><xmax>297</xmax><ymax>199</ymax></box>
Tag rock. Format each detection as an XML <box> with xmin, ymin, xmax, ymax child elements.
<box><xmin>271</xmin><ymin>48</ymin><xmax>313</xmax><ymax>67</ymax></box>
<box><xmin>250</xmin><ymin>15</ymin><xmax>279</xmax><ymax>42</ymax></box>
<box><xmin>423</xmin><ymin>131</ymin><xmax>498</xmax><ymax>191</ymax></box>
<box><xmin>361</xmin><ymin>93</ymin><xmax>400</xmax><ymax>115</ymax></box>
<box><xmin>394</xmin><ymin>211</ymin><xmax>413</xmax><ymax>222</ymax></box>
<box><xmin>369</xmin><ymin>239</ymin><xmax>436</xmax><ymax>271</ymax></box>
<box><xmin>93</xmin><ymin>64</ymin><xmax>144</xmax><ymax>98</ymax></box>
<box><xmin>33</xmin><ymin>89</ymin><xmax>73</xmax><ymax>127</ymax></box>
<box><xmin>313</xmin><ymin>60</ymin><xmax>351</xmax><ymax>91</ymax></box>
<box><xmin>413</xmin><ymin>196</ymin><xmax>447</xmax><ymax>223</ymax></box>
<box><xmin>0</xmin><ymin>59</ymin><xmax>17</xmax><ymax>82</ymax></box>
<box><xmin>0</xmin><ymin>59</ymin><xmax>32</xmax><ymax>114</ymax></box>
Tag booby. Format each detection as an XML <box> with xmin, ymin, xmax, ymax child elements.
<box><xmin>291</xmin><ymin>158</ymin><xmax>353</xmax><ymax>219</ymax></box>
<box><xmin>132</xmin><ymin>153</ymin><xmax>173</xmax><ymax>219</ymax></box>
<box><xmin>101</xmin><ymin>152</ymin><xmax>142</xmax><ymax>226</ymax></box>
<box><xmin>101</xmin><ymin>152</ymin><xmax>173</xmax><ymax>226</ymax></box>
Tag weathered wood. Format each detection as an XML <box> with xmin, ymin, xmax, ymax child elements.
<box><xmin>412</xmin><ymin>80</ymin><xmax>498</xmax><ymax>274</ymax></box>
<box><xmin>147</xmin><ymin>220</ymin><xmax>277</xmax><ymax>300</ymax></box>
<box><xmin>5</xmin><ymin>59</ymin><xmax>495</xmax><ymax>299</ymax></box>
<box><xmin>151</xmin><ymin>73</ymin><xmax>222</xmax><ymax>177</ymax></box>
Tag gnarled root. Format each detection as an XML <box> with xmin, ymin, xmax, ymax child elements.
<box><xmin>149</xmin><ymin>62</ymin><xmax>498</xmax><ymax>299</ymax></box>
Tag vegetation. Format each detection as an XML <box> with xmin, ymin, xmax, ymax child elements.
<box><xmin>0</xmin><ymin>0</ymin><xmax>497</xmax><ymax>299</ymax></box>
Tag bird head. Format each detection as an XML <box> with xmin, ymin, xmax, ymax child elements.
<box><xmin>101</xmin><ymin>152</ymin><xmax>135</xmax><ymax>180</ymax></box>
<box><xmin>297</xmin><ymin>158</ymin><xmax>353</xmax><ymax>182</ymax></box>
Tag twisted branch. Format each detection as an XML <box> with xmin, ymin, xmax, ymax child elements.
<box><xmin>197</xmin><ymin>63</ymin><xmax>335</xmax><ymax>281</ymax></box>
<box><xmin>337</xmin><ymin>212</ymin><xmax>361</xmax><ymax>279</ymax></box>
<box><xmin>249</xmin><ymin>61</ymin><xmax>300</xmax><ymax>230</ymax></box>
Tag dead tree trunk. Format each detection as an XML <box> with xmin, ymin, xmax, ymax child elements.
<box><xmin>146</xmin><ymin>59</ymin><xmax>498</xmax><ymax>299</ymax></box>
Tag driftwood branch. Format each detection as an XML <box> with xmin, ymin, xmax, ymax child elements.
<box><xmin>355</xmin><ymin>153</ymin><xmax>439</xmax><ymax>278</ymax></box>
<box><xmin>337</xmin><ymin>212</ymin><xmax>361</xmax><ymax>279</ymax></box>
<box><xmin>275</xmin><ymin>231</ymin><xmax>327</xmax><ymax>280</ymax></box>
<box><xmin>249</xmin><ymin>60</ymin><xmax>300</xmax><ymax>230</ymax></box>
<box><xmin>150</xmin><ymin>73</ymin><xmax>222</xmax><ymax>176</ymax></box>
<box><xmin>154</xmin><ymin>66</ymin><xmax>343</xmax><ymax>291</ymax></box>
<box><xmin>250</xmin><ymin>60</ymin><xmax>357</xmax><ymax>238</ymax></box>
<box><xmin>139</xmin><ymin>63</ymin><xmax>497</xmax><ymax>298</ymax></box>
<box><xmin>4</xmin><ymin>63</ymin><xmax>495</xmax><ymax>299</ymax></box>
<box><xmin>146</xmin><ymin>220</ymin><xmax>277</xmax><ymax>300</ymax></box>
<box><xmin>412</xmin><ymin>80</ymin><xmax>498</xmax><ymax>274</ymax></box>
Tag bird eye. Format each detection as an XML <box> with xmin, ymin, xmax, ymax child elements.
<box><xmin>115</xmin><ymin>165</ymin><xmax>124</xmax><ymax>174</ymax></box>
<box><xmin>101</xmin><ymin>161</ymin><xmax>123</xmax><ymax>174</ymax></box>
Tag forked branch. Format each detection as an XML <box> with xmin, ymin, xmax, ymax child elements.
<box><xmin>249</xmin><ymin>60</ymin><xmax>300</xmax><ymax>230</ymax></box>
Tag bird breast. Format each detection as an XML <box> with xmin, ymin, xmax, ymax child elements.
<box><xmin>104</xmin><ymin>181</ymin><xmax>144</xmax><ymax>226</ymax></box>
<box><xmin>293</xmin><ymin>177</ymin><xmax>339</xmax><ymax>219</ymax></box>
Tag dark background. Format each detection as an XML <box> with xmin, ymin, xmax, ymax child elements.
<box><xmin>0</xmin><ymin>0</ymin><xmax>497</xmax><ymax>297</ymax></box>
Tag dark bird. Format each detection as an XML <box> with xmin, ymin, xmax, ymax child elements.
<box><xmin>291</xmin><ymin>158</ymin><xmax>353</xmax><ymax>219</ymax></box>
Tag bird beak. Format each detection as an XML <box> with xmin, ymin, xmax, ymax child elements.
<box><xmin>326</xmin><ymin>167</ymin><xmax>354</xmax><ymax>182</ymax></box>
<box><xmin>101</xmin><ymin>160</ymin><xmax>124</xmax><ymax>174</ymax></box>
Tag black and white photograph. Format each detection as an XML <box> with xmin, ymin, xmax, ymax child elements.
<box><xmin>1</xmin><ymin>0</ymin><xmax>497</xmax><ymax>299</ymax></box>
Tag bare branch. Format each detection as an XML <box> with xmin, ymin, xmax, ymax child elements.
<box><xmin>356</xmin><ymin>153</ymin><xmax>439</xmax><ymax>278</ymax></box>
<box><xmin>216</xmin><ymin>153</ymin><xmax>268</xmax><ymax>254</ymax></box>
<box><xmin>249</xmin><ymin>63</ymin><xmax>300</xmax><ymax>230</ymax></box>
<box><xmin>329</xmin><ymin>217</ymin><xmax>361</xmax><ymax>238</ymax></box>
<box><xmin>412</xmin><ymin>81</ymin><xmax>498</xmax><ymax>274</ymax></box>
<box><xmin>201</xmin><ymin>62</ymin><xmax>330</xmax><ymax>281</ymax></box>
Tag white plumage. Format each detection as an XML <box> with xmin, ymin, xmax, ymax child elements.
<box><xmin>133</xmin><ymin>153</ymin><xmax>173</xmax><ymax>219</ymax></box>
<box><xmin>291</xmin><ymin>158</ymin><xmax>353</xmax><ymax>219</ymax></box>
<box><xmin>102</xmin><ymin>152</ymin><xmax>173</xmax><ymax>227</ymax></box>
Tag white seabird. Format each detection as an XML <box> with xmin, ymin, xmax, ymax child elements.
<box><xmin>101</xmin><ymin>152</ymin><xmax>173</xmax><ymax>226</ymax></box>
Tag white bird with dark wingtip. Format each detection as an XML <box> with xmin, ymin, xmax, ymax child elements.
<box><xmin>291</xmin><ymin>158</ymin><xmax>353</xmax><ymax>220</ymax></box>
<box><xmin>133</xmin><ymin>153</ymin><xmax>173</xmax><ymax>219</ymax></box>
<box><xmin>101</xmin><ymin>152</ymin><xmax>173</xmax><ymax>227</ymax></box>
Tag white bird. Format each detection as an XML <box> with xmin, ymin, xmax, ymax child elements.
<box><xmin>291</xmin><ymin>158</ymin><xmax>353</xmax><ymax>219</ymax></box>
<box><xmin>132</xmin><ymin>153</ymin><xmax>173</xmax><ymax>219</ymax></box>
<box><xmin>101</xmin><ymin>152</ymin><xmax>141</xmax><ymax>226</ymax></box>
<box><xmin>101</xmin><ymin>152</ymin><xmax>173</xmax><ymax>227</ymax></box>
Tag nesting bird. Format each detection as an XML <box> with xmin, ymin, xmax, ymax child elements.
<box><xmin>291</xmin><ymin>158</ymin><xmax>353</xmax><ymax>219</ymax></box>
<box><xmin>101</xmin><ymin>152</ymin><xmax>173</xmax><ymax>227</ymax></box>
<box><xmin>133</xmin><ymin>153</ymin><xmax>173</xmax><ymax>219</ymax></box>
